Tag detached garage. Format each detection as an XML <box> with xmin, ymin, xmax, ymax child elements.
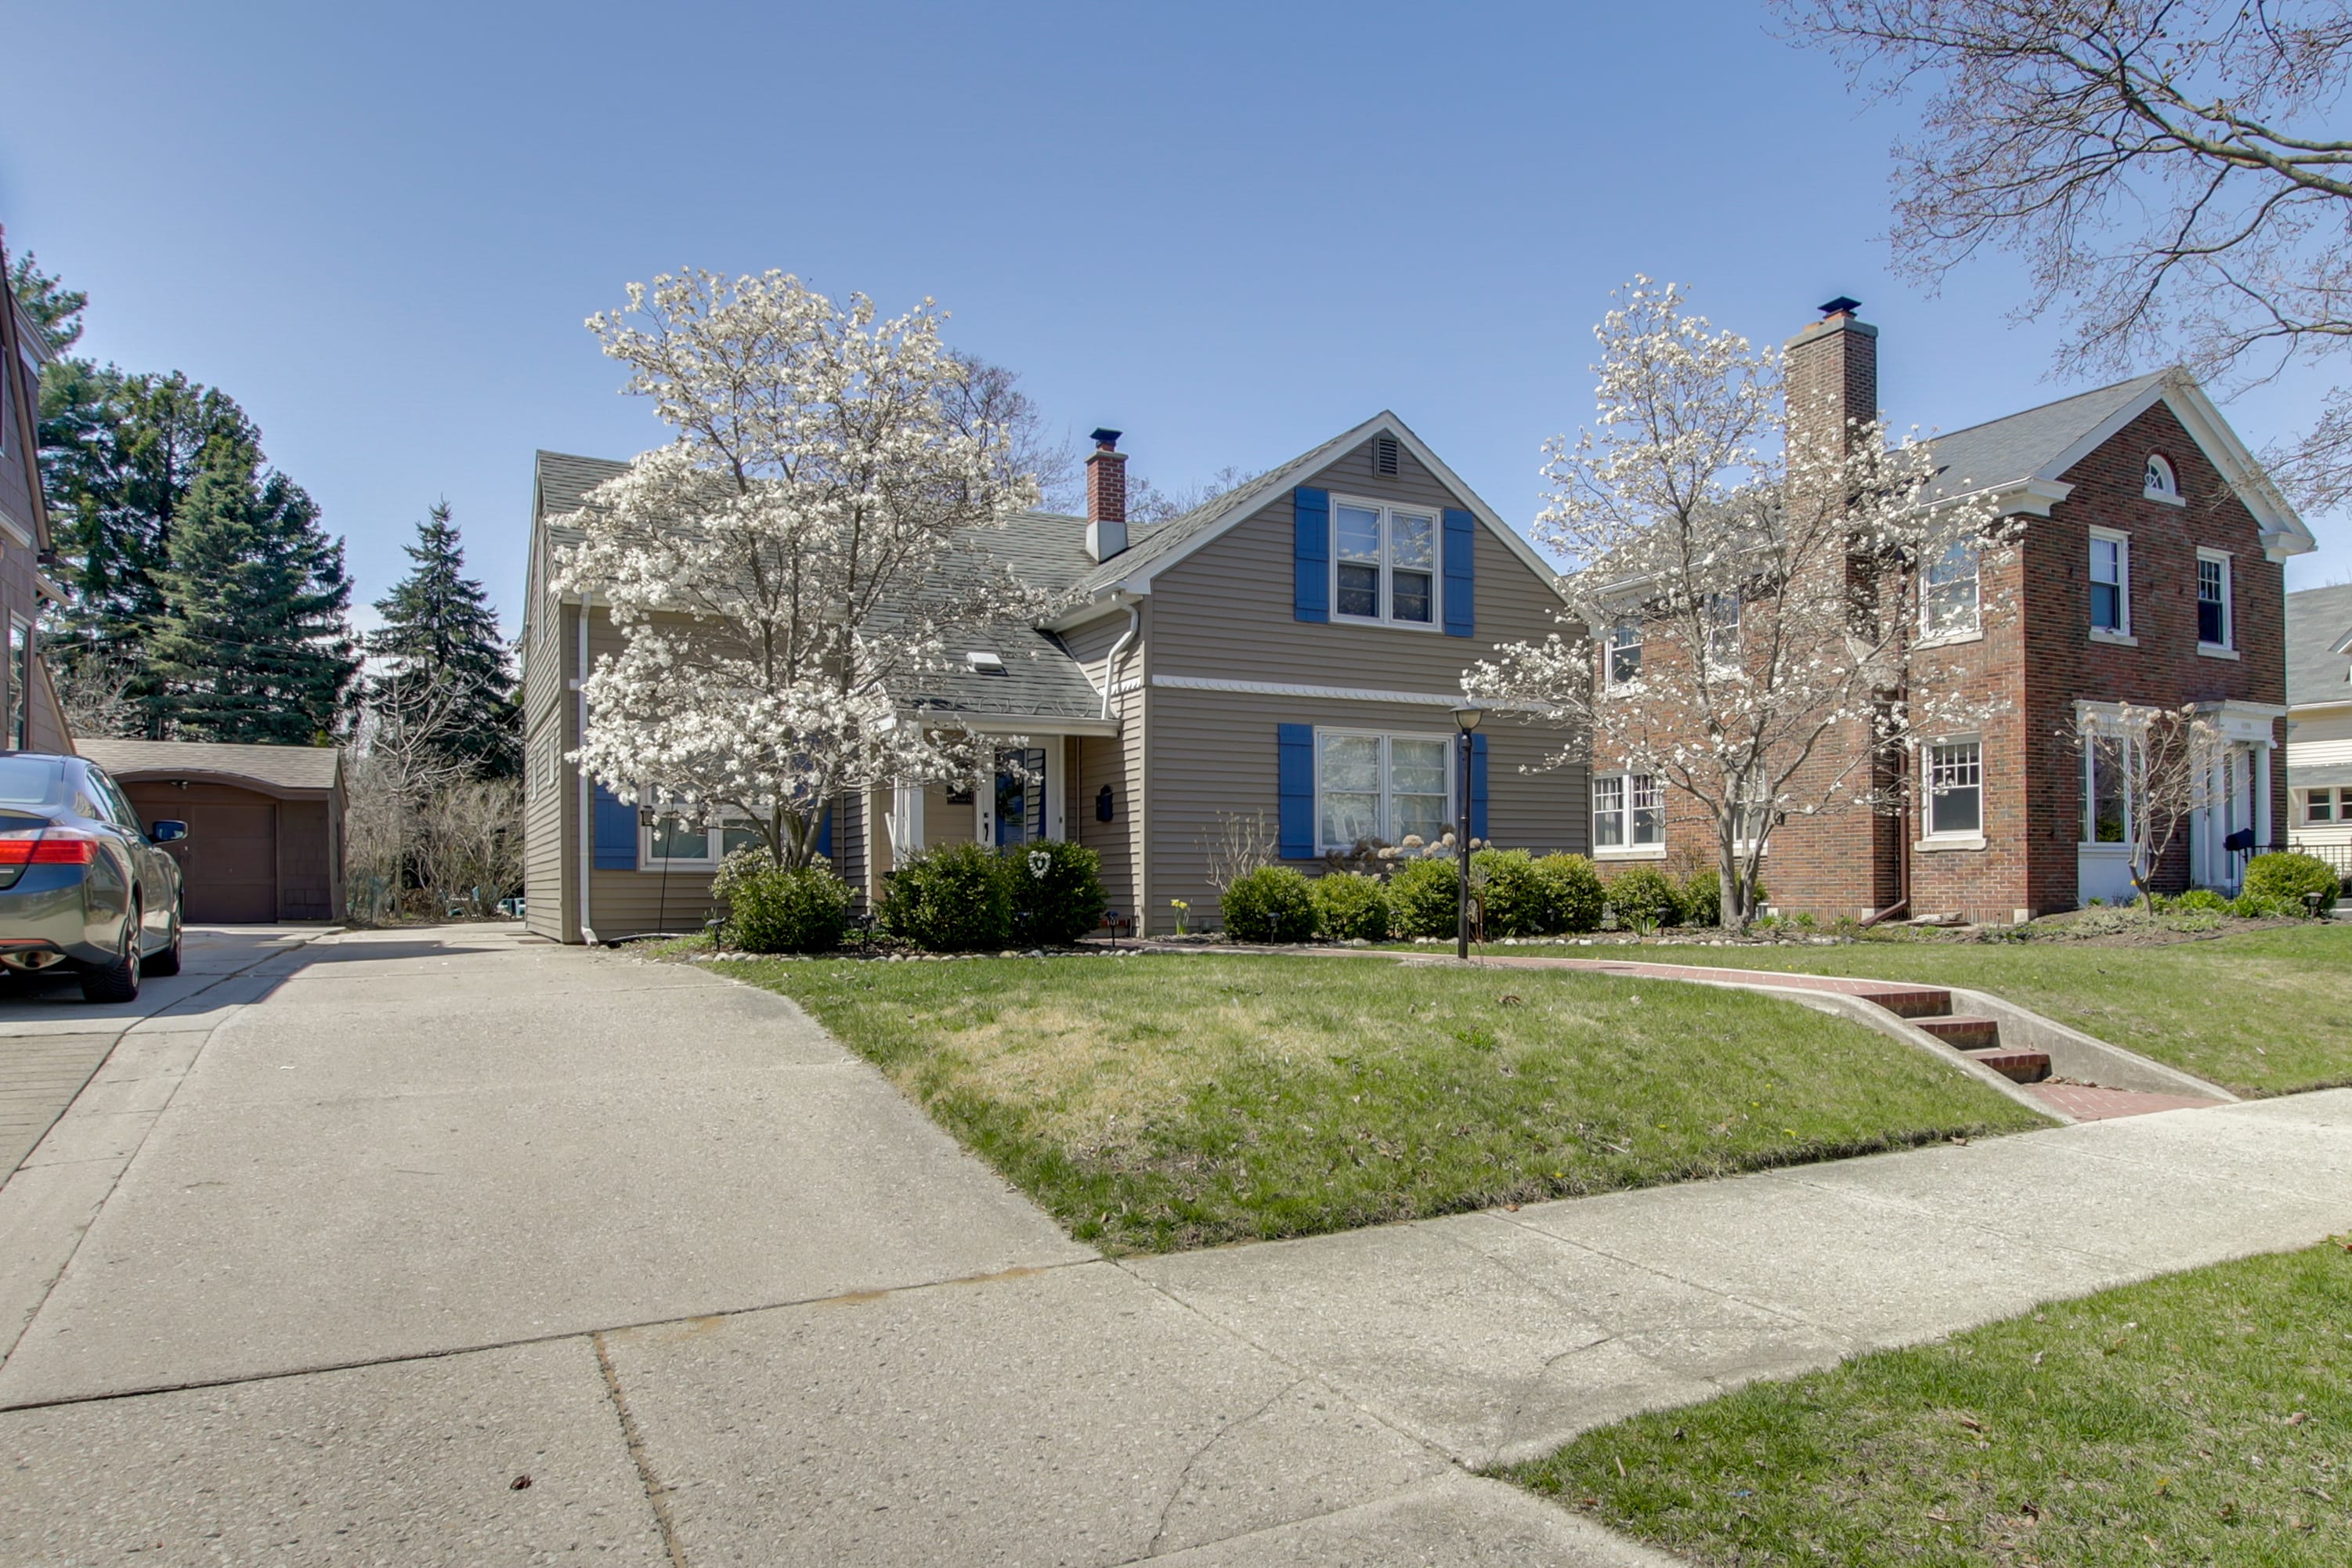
<box><xmin>73</xmin><ymin>739</ymin><xmax>345</xmax><ymax>923</ymax></box>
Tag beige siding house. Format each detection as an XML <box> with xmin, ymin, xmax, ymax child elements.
<box><xmin>520</xmin><ymin>414</ymin><xmax>1588</xmax><ymax>941</ymax></box>
<box><xmin>2285</xmin><ymin>583</ymin><xmax>2352</xmax><ymax>875</ymax></box>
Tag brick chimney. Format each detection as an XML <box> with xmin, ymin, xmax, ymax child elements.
<box><xmin>1784</xmin><ymin>296</ymin><xmax>1878</xmax><ymax>469</ymax></box>
<box><xmin>1085</xmin><ymin>428</ymin><xmax>1127</xmax><ymax>562</ymax></box>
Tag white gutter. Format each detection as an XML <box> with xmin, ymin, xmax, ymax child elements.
<box><xmin>575</xmin><ymin>595</ymin><xmax>594</xmax><ymax>943</ymax></box>
<box><xmin>1100</xmin><ymin>599</ymin><xmax>1141</xmax><ymax>721</ymax></box>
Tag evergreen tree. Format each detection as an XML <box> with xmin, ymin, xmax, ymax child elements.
<box><xmin>6</xmin><ymin>251</ymin><xmax>85</xmax><ymax>355</ymax></box>
<box><xmin>147</xmin><ymin>435</ymin><xmax>358</xmax><ymax>743</ymax></box>
<box><xmin>366</xmin><ymin>503</ymin><xmax>518</xmax><ymax>778</ymax></box>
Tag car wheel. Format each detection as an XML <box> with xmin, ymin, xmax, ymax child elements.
<box><xmin>143</xmin><ymin>905</ymin><xmax>184</xmax><ymax>977</ymax></box>
<box><xmin>79</xmin><ymin>902</ymin><xmax>143</xmax><ymax>1003</ymax></box>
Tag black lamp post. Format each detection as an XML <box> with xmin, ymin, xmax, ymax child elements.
<box><xmin>1454</xmin><ymin>706</ymin><xmax>1483</xmax><ymax>960</ymax></box>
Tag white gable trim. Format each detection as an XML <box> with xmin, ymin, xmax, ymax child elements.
<box><xmin>1113</xmin><ymin>410</ymin><xmax>1566</xmax><ymax>600</ymax></box>
<box><xmin>2037</xmin><ymin>373</ymin><xmax>2314</xmax><ymax>559</ymax></box>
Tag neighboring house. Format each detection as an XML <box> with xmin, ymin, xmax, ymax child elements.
<box><xmin>0</xmin><ymin>227</ymin><xmax>73</xmax><ymax>756</ymax></box>
<box><xmin>519</xmin><ymin>416</ymin><xmax>1588</xmax><ymax>942</ymax></box>
<box><xmin>71</xmin><ymin>739</ymin><xmax>346</xmax><ymax>922</ymax></box>
<box><xmin>1624</xmin><ymin>302</ymin><xmax>2314</xmax><ymax>924</ymax></box>
<box><xmin>2284</xmin><ymin>583</ymin><xmax>2352</xmax><ymax>876</ymax></box>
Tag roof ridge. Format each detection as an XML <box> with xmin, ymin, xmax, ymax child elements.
<box><xmin>1924</xmin><ymin>370</ymin><xmax>2171</xmax><ymax>447</ymax></box>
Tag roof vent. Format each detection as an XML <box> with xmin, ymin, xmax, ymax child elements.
<box><xmin>964</xmin><ymin>650</ymin><xmax>1006</xmax><ymax>674</ymax></box>
<box><xmin>1374</xmin><ymin>434</ymin><xmax>1400</xmax><ymax>477</ymax></box>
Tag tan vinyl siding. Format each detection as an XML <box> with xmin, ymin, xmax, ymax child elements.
<box><xmin>1143</xmin><ymin>686</ymin><xmax>1584</xmax><ymax>932</ymax></box>
<box><xmin>923</xmin><ymin>782</ymin><xmax>977</xmax><ymax>845</ymax></box>
<box><xmin>1072</xmin><ymin>731</ymin><xmax>1136</xmax><ymax>919</ymax></box>
<box><xmin>522</xmin><ymin>571</ymin><xmax>577</xmax><ymax>941</ymax></box>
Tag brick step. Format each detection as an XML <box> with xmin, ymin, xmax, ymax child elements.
<box><xmin>1914</xmin><ymin>1014</ymin><xmax>2001</xmax><ymax>1052</ymax></box>
<box><xmin>1850</xmin><ymin>985</ymin><xmax>1954</xmax><ymax>1021</ymax></box>
<box><xmin>1963</xmin><ymin>1045</ymin><xmax>2052</xmax><ymax>1084</ymax></box>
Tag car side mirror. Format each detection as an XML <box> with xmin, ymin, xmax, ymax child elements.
<box><xmin>149</xmin><ymin>819</ymin><xmax>189</xmax><ymax>844</ymax></box>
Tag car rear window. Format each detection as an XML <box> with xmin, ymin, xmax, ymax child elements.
<box><xmin>0</xmin><ymin>757</ymin><xmax>63</xmax><ymax>807</ymax></box>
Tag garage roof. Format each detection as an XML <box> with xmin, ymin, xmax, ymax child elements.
<box><xmin>74</xmin><ymin>739</ymin><xmax>342</xmax><ymax>794</ymax></box>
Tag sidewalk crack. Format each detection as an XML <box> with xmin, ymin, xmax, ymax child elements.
<box><xmin>1141</xmin><ymin>1375</ymin><xmax>1306</xmax><ymax>1558</ymax></box>
<box><xmin>593</xmin><ymin>1331</ymin><xmax>690</xmax><ymax>1568</ymax></box>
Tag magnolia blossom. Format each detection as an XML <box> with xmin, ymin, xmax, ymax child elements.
<box><xmin>1469</xmin><ymin>279</ymin><xmax>2013</xmax><ymax>929</ymax></box>
<box><xmin>553</xmin><ymin>270</ymin><xmax>1043</xmax><ymax>869</ymax></box>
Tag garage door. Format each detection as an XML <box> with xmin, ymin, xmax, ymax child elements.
<box><xmin>179</xmin><ymin>800</ymin><xmax>278</xmax><ymax>923</ymax></box>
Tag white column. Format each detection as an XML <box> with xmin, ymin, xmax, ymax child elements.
<box><xmin>2256</xmin><ymin>739</ymin><xmax>2274</xmax><ymax>853</ymax></box>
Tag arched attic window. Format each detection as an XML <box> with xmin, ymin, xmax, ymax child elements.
<box><xmin>2143</xmin><ymin>453</ymin><xmax>2180</xmax><ymax>502</ymax></box>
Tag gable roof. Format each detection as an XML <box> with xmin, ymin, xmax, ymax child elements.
<box><xmin>74</xmin><ymin>738</ymin><xmax>341</xmax><ymax>794</ymax></box>
<box><xmin>1923</xmin><ymin>370</ymin><xmax>2314</xmax><ymax>558</ymax></box>
<box><xmin>2287</xmin><ymin>583</ymin><xmax>2352</xmax><ymax>708</ymax></box>
<box><xmin>534</xmin><ymin>449</ymin><xmax>630</xmax><ymax>543</ymax></box>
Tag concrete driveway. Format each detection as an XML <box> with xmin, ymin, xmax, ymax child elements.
<box><xmin>1</xmin><ymin>924</ymin><xmax>2343</xmax><ymax>1566</ymax></box>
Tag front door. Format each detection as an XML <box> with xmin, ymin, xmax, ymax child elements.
<box><xmin>992</xmin><ymin>747</ymin><xmax>1046</xmax><ymax>845</ymax></box>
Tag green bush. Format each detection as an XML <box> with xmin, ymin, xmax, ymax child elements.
<box><xmin>2228</xmin><ymin>889</ymin><xmax>2301</xmax><ymax>920</ymax></box>
<box><xmin>1220</xmin><ymin>865</ymin><xmax>1317</xmax><ymax>942</ymax></box>
<box><xmin>1604</xmin><ymin>865</ymin><xmax>1683</xmax><ymax>930</ymax></box>
<box><xmin>2242</xmin><ymin>851</ymin><xmax>2340</xmax><ymax>914</ymax></box>
<box><xmin>1311</xmin><ymin>871</ymin><xmax>1393</xmax><ymax>941</ymax></box>
<box><xmin>1003</xmin><ymin>840</ymin><xmax>1107</xmax><ymax>945</ymax></box>
<box><xmin>1472</xmin><ymin>848</ymin><xmax>1551</xmax><ymax>937</ymax></box>
<box><xmin>878</xmin><ymin>840</ymin><xmax>1014</xmax><ymax>951</ymax></box>
<box><xmin>1534</xmin><ymin>853</ymin><xmax>1606</xmax><ymax>934</ymax></box>
<box><xmin>1679</xmin><ymin>869</ymin><xmax>1721</xmax><ymax>927</ymax></box>
<box><xmin>713</xmin><ymin>847</ymin><xmax>853</xmax><ymax>954</ymax></box>
<box><xmin>1387</xmin><ymin>854</ymin><xmax>1463</xmax><ymax>938</ymax></box>
<box><xmin>2170</xmin><ymin>887</ymin><xmax>2231</xmax><ymax>914</ymax></box>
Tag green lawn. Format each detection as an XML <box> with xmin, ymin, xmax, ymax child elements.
<box><xmin>1505</xmin><ymin>1241</ymin><xmax>2352</xmax><ymax>1567</ymax></box>
<box><xmin>1588</xmin><ymin>923</ymin><xmax>2352</xmax><ymax>1097</ymax></box>
<box><xmin>717</xmin><ymin>952</ymin><xmax>2047</xmax><ymax>1253</ymax></box>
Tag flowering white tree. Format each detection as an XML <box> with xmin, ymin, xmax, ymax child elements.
<box><xmin>553</xmin><ymin>271</ymin><xmax>1045</xmax><ymax>869</ymax></box>
<box><xmin>2076</xmin><ymin>703</ymin><xmax>2225</xmax><ymax>913</ymax></box>
<box><xmin>1469</xmin><ymin>280</ymin><xmax>2012</xmax><ymax>930</ymax></box>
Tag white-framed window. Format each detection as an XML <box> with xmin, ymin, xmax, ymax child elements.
<box><xmin>1923</xmin><ymin>739</ymin><xmax>1983</xmax><ymax>837</ymax></box>
<box><xmin>2305</xmin><ymin>787</ymin><xmax>2342</xmax><ymax>825</ymax></box>
<box><xmin>2143</xmin><ymin>453</ymin><xmax>2180</xmax><ymax>503</ymax></box>
<box><xmin>1316</xmin><ymin>728</ymin><xmax>1451</xmax><ymax>850</ymax></box>
<box><xmin>1703</xmin><ymin>593</ymin><xmax>1742</xmax><ymax>669</ymax></box>
<box><xmin>1604</xmin><ymin>619</ymin><xmax>1643</xmax><ymax>689</ymax></box>
<box><xmin>1923</xmin><ymin>540</ymin><xmax>1981</xmax><ymax>638</ymax></box>
<box><xmin>1592</xmin><ymin>771</ymin><xmax>1664</xmax><ymax>851</ymax></box>
<box><xmin>2082</xmin><ymin>728</ymin><xmax>2135</xmax><ymax>846</ymax></box>
<box><xmin>1332</xmin><ymin>498</ymin><xmax>1438</xmax><ymax>627</ymax></box>
<box><xmin>2196</xmin><ymin>548</ymin><xmax>2233</xmax><ymax>649</ymax></box>
<box><xmin>639</xmin><ymin>800</ymin><xmax>765</xmax><ymax>868</ymax></box>
<box><xmin>1729</xmin><ymin>770</ymin><xmax>1773</xmax><ymax>849</ymax></box>
<box><xmin>2088</xmin><ymin>527</ymin><xmax>2131</xmax><ymax>636</ymax></box>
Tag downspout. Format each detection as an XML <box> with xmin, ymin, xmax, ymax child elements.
<box><xmin>1100</xmin><ymin>598</ymin><xmax>1141</xmax><ymax>722</ymax></box>
<box><xmin>575</xmin><ymin>594</ymin><xmax>594</xmax><ymax>944</ymax></box>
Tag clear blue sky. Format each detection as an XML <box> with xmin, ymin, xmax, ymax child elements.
<box><xmin>6</xmin><ymin>0</ymin><xmax>2344</xmax><ymax>637</ymax></box>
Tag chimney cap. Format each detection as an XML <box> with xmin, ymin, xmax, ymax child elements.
<box><xmin>1818</xmin><ymin>296</ymin><xmax>1862</xmax><ymax>317</ymax></box>
<box><xmin>1088</xmin><ymin>428</ymin><xmax>1122</xmax><ymax>450</ymax></box>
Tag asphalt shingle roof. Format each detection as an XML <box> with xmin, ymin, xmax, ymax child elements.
<box><xmin>74</xmin><ymin>739</ymin><xmax>341</xmax><ymax>793</ymax></box>
<box><xmin>1920</xmin><ymin>372</ymin><xmax>2169</xmax><ymax>503</ymax></box>
<box><xmin>2287</xmin><ymin>583</ymin><xmax>2352</xmax><ymax>708</ymax></box>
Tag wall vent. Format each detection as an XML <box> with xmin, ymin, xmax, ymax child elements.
<box><xmin>1374</xmin><ymin>435</ymin><xmax>1400</xmax><ymax>477</ymax></box>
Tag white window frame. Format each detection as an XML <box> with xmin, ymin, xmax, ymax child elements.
<box><xmin>1603</xmin><ymin>618</ymin><xmax>1644</xmax><ymax>692</ymax></box>
<box><xmin>1920</xmin><ymin>540</ymin><xmax>1982</xmax><ymax>643</ymax></box>
<box><xmin>2087</xmin><ymin>526</ymin><xmax>2134</xmax><ymax>643</ymax></box>
<box><xmin>638</xmin><ymin>799</ymin><xmax>772</xmax><ymax>869</ymax></box>
<box><xmin>2078</xmin><ymin>711</ymin><xmax>2139</xmax><ymax>850</ymax></box>
<box><xmin>2143</xmin><ymin>453</ymin><xmax>2183</xmax><ymax>504</ymax></box>
<box><xmin>2195</xmin><ymin>547</ymin><xmax>2235</xmax><ymax>654</ymax></box>
<box><xmin>1920</xmin><ymin>736</ymin><xmax>1985</xmax><ymax>844</ymax></box>
<box><xmin>1591</xmin><ymin>770</ymin><xmax>1666</xmax><ymax>858</ymax></box>
<box><xmin>1328</xmin><ymin>495</ymin><xmax>1442</xmax><ymax>630</ymax></box>
<box><xmin>1702</xmin><ymin>594</ymin><xmax>1742</xmax><ymax>672</ymax></box>
<box><xmin>1313</xmin><ymin>727</ymin><xmax>1454</xmax><ymax>853</ymax></box>
<box><xmin>2303</xmin><ymin>786</ymin><xmax>2339</xmax><ymax>825</ymax></box>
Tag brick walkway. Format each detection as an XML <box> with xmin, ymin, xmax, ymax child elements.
<box><xmin>2026</xmin><ymin>1082</ymin><xmax>2228</xmax><ymax>1120</ymax></box>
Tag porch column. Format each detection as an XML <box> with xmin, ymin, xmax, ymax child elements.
<box><xmin>2256</xmin><ymin>740</ymin><xmax>2274</xmax><ymax>852</ymax></box>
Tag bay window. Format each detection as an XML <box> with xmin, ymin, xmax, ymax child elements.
<box><xmin>1334</xmin><ymin>501</ymin><xmax>1437</xmax><ymax>626</ymax></box>
<box><xmin>1317</xmin><ymin>730</ymin><xmax>1451</xmax><ymax>851</ymax></box>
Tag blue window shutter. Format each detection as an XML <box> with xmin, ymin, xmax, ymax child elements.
<box><xmin>1293</xmin><ymin>489</ymin><xmax>1330</xmax><ymax>623</ymax></box>
<box><xmin>815</xmin><ymin>802</ymin><xmax>834</xmax><ymax>859</ymax></box>
<box><xmin>1277</xmin><ymin>724</ymin><xmax>1316</xmax><ymax>858</ymax></box>
<box><xmin>1443</xmin><ymin>509</ymin><xmax>1476</xmax><ymax>638</ymax></box>
<box><xmin>1469</xmin><ymin>733</ymin><xmax>1489</xmax><ymax>843</ymax></box>
<box><xmin>592</xmin><ymin>782</ymin><xmax>638</xmax><ymax>869</ymax></box>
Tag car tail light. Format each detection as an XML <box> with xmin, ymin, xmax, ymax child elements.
<box><xmin>0</xmin><ymin>831</ymin><xmax>99</xmax><ymax>866</ymax></box>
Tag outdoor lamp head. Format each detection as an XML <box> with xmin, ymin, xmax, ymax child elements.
<box><xmin>1453</xmin><ymin>706</ymin><xmax>1484</xmax><ymax>733</ymax></box>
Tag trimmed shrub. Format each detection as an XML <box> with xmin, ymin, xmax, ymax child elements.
<box><xmin>1220</xmin><ymin>865</ymin><xmax>1317</xmax><ymax>942</ymax></box>
<box><xmin>1387</xmin><ymin>854</ymin><xmax>1463</xmax><ymax>938</ymax></box>
<box><xmin>713</xmin><ymin>847</ymin><xmax>853</xmax><ymax>953</ymax></box>
<box><xmin>1472</xmin><ymin>848</ymin><xmax>1551</xmax><ymax>937</ymax></box>
<box><xmin>1004</xmin><ymin>840</ymin><xmax>1107</xmax><ymax>945</ymax></box>
<box><xmin>1312</xmin><ymin>871</ymin><xmax>1393</xmax><ymax>941</ymax></box>
<box><xmin>1534</xmin><ymin>853</ymin><xmax>1606</xmax><ymax>934</ymax></box>
<box><xmin>1678</xmin><ymin>869</ymin><xmax>1721</xmax><ymax>928</ymax></box>
<box><xmin>1604</xmin><ymin>865</ymin><xmax>1683</xmax><ymax>930</ymax></box>
<box><xmin>878</xmin><ymin>840</ymin><xmax>1013</xmax><ymax>951</ymax></box>
<box><xmin>2242</xmin><ymin>851</ymin><xmax>2340</xmax><ymax>914</ymax></box>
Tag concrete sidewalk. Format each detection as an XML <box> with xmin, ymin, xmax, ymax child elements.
<box><xmin>0</xmin><ymin>927</ymin><xmax>2344</xmax><ymax>1566</ymax></box>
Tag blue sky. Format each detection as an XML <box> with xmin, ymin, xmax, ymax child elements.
<box><xmin>5</xmin><ymin>0</ymin><xmax>2344</xmax><ymax>636</ymax></box>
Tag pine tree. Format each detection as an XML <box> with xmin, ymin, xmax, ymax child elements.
<box><xmin>147</xmin><ymin>435</ymin><xmax>358</xmax><ymax>743</ymax></box>
<box><xmin>365</xmin><ymin>503</ymin><xmax>518</xmax><ymax>778</ymax></box>
<box><xmin>6</xmin><ymin>251</ymin><xmax>85</xmax><ymax>355</ymax></box>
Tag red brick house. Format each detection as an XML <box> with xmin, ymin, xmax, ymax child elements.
<box><xmin>1619</xmin><ymin>302</ymin><xmax>2314</xmax><ymax>925</ymax></box>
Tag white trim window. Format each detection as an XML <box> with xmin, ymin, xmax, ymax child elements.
<box><xmin>2196</xmin><ymin>548</ymin><xmax>2233</xmax><ymax>649</ymax></box>
<box><xmin>1703</xmin><ymin>594</ymin><xmax>1741</xmax><ymax>670</ymax></box>
<box><xmin>1592</xmin><ymin>771</ymin><xmax>1664</xmax><ymax>853</ymax></box>
<box><xmin>1332</xmin><ymin>498</ymin><xmax>1438</xmax><ymax>627</ymax></box>
<box><xmin>2143</xmin><ymin>453</ymin><xmax>2181</xmax><ymax>503</ymax></box>
<box><xmin>2083</xmin><ymin>728</ymin><xmax>2134</xmax><ymax>846</ymax></box>
<box><xmin>1316</xmin><ymin>729</ymin><xmax>1451</xmax><ymax>850</ymax></box>
<box><xmin>1922</xmin><ymin>540</ymin><xmax>1981</xmax><ymax>638</ymax></box>
<box><xmin>2088</xmin><ymin>527</ymin><xmax>2131</xmax><ymax>637</ymax></box>
<box><xmin>2303</xmin><ymin>786</ymin><xmax>2342</xmax><ymax>825</ymax></box>
<box><xmin>1923</xmin><ymin>739</ymin><xmax>1983</xmax><ymax>838</ymax></box>
<box><xmin>1604</xmin><ymin>619</ymin><xmax>1643</xmax><ymax>690</ymax></box>
<box><xmin>640</xmin><ymin>801</ymin><xmax>764</xmax><ymax>868</ymax></box>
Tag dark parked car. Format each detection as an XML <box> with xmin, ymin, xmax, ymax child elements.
<box><xmin>0</xmin><ymin>753</ymin><xmax>187</xmax><ymax>1002</ymax></box>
